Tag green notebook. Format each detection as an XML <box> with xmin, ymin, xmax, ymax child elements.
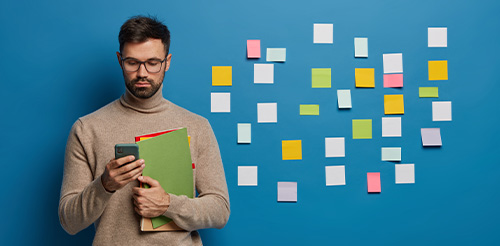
<box><xmin>137</xmin><ymin>128</ymin><xmax>193</xmax><ymax>228</ymax></box>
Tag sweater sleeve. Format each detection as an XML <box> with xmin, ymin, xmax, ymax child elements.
<box><xmin>163</xmin><ymin>119</ymin><xmax>230</xmax><ymax>231</ymax></box>
<box><xmin>58</xmin><ymin>119</ymin><xmax>114</xmax><ymax>235</ymax></box>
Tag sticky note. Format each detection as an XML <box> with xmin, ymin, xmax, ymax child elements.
<box><xmin>237</xmin><ymin>123</ymin><xmax>251</xmax><ymax>144</ymax></box>
<box><xmin>384</xmin><ymin>94</ymin><xmax>404</xmax><ymax>114</ymax></box>
<box><xmin>211</xmin><ymin>92</ymin><xmax>230</xmax><ymax>113</ymax></box>
<box><xmin>395</xmin><ymin>164</ymin><xmax>415</xmax><ymax>184</ymax></box>
<box><xmin>421</xmin><ymin>128</ymin><xmax>442</xmax><ymax>146</ymax></box>
<box><xmin>238</xmin><ymin>166</ymin><xmax>257</xmax><ymax>186</ymax></box>
<box><xmin>212</xmin><ymin>66</ymin><xmax>232</xmax><ymax>86</ymax></box>
<box><xmin>381</xmin><ymin>147</ymin><xmax>401</xmax><ymax>161</ymax></box>
<box><xmin>278</xmin><ymin>182</ymin><xmax>297</xmax><ymax>202</ymax></box>
<box><xmin>300</xmin><ymin>104</ymin><xmax>319</xmax><ymax>115</ymax></box>
<box><xmin>247</xmin><ymin>40</ymin><xmax>261</xmax><ymax>58</ymax></box>
<box><xmin>428</xmin><ymin>60</ymin><xmax>448</xmax><ymax>80</ymax></box>
<box><xmin>312</xmin><ymin>68</ymin><xmax>331</xmax><ymax>88</ymax></box>
<box><xmin>432</xmin><ymin>101</ymin><xmax>452</xmax><ymax>121</ymax></box>
<box><xmin>325</xmin><ymin>137</ymin><xmax>345</xmax><ymax>157</ymax></box>
<box><xmin>354</xmin><ymin>37</ymin><xmax>368</xmax><ymax>58</ymax></box>
<box><xmin>313</xmin><ymin>23</ymin><xmax>333</xmax><ymax>44</ymax></box>
<box><xmin>257</xmin><ymin>103</ymin><xmax>277</xmax><ymax>123</ymax></box>
<box><xmin>282</xmin><ymin>140</ymin><xmax>302</xmax><ymax>160</ymax></box>
<box><xmin>367</xmin><ymin>172</ymin><xmax>381</xmax><ymax>193</ymax></box>
<box><xmin>337</xmin><ymin>89</ymin><xmax>352</xmax><ymax>108</ymax></box>
<box><xmin>383</xmin><ymin>53</ymin><xmax>403</xmax><ymax>74</ymax></box>
<box><xmin>419</xmin><ymin>87</ymin><xmax>439</xmax><ymax>98</ymax></box>
<box><xmin>355</xmin><ymin>68</ymin><xmax>375</xmax><ymax>88</ymax></box>
<box><xmin>383</xmin><ymin>74</ymin><xmax>403</xmax><ymax>88</ymax></box>
<box><xmin>266</xmin><ymin>48</ymin><xmax>286</xmax><ymax>62</ymax></box>
<box><xmin>382</xmin><ymin>117</ymin><xmax>402</xmax><ymax>137</ymax></box>
<box><xmin>325</xmin><ymin>166</ymin><xmax>346</xmax><ymax>186</ymax></box>
<box><xmin>428</xmin><ymin>27</ymin><xmax>447</xmax><ymax>47</ymax></box>
<box><xmin>353</xmin><ymin>119</ymin><xmax>372</xmax><ymax>139</ymax></box>
<box><xmin>254</xmin><ymin>64</ymin><xmax>274</xmax><ymax>84</ymax></box>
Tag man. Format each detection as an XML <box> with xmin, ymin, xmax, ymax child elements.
<box><xmin>59</xmin><ymin>16</ymin><xmax>230</xmax><ymax>245</ymax></box>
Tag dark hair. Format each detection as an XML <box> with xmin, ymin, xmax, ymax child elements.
<box><xmin>118</xmin><ymin>15</ymin><xmax>170</xmax><ymax>55</ymax></box>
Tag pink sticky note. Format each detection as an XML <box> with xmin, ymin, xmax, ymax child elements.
<box><xmin>367</xmin><ymin>172</ymin><xmax>381</xmax><ymax>193</ymax></box>
<box><xmin>383</xmin><ymin>74</ymin><xmax>403</xmax><ymax>88</ymax></box>
<box><xmin>247</xmin><ymin>40</ymin><xmax>261</xmax><ymax>58</ymax></box>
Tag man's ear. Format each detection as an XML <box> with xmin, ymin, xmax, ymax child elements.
<box><xmin>116</xmin><ymin>52</ymin><xmax>122</xmax><ymax>68</ymax></box>
<box><xmin>164</xmin><ymin>54</ymin><xmax>172</xmax><ymax>72</ymax></box>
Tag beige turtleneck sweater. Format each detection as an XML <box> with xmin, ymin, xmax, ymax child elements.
<box><xmin>58</xmin><ymin>85</ymin><xmax>230</xmax><ymax>245</ymax></box>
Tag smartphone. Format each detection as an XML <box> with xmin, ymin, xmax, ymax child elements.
<box><xmin>114</xmin><ymin>143</ymin><xmax>139</xmax><ymax>165</ymax></box>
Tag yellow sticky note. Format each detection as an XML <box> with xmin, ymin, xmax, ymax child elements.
<box><xmin>282</xmin><ymin>140</ymin><xmax>302</xmax><ymax>160</ymax></box>
<box><xmin>212</xmin><ymin>66</ymin><xmax>232</xmax><ymax>86</ymax></box>
<box><xmin>428</xmin><ymin>61</ymin><xmax>448</xmax><ymax>80</ymax></box>
<box><xmin>355</xmin><ymin>68</ymin><xmax>375</xmax><ymax>88</ymax></box>
<box><xmin>384</xmin><ymin>94</ymin><xmax>404</xmax><ymax>114</ymax></box>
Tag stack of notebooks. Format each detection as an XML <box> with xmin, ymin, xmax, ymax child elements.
<box><xmin>135</xmin><ymin>128</ymin><xmax>194</xmax><ymax>231</ymax></box>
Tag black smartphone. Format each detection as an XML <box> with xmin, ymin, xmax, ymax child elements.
<box><xmin>114</xmin><ymin>143</ymin><xmax>139</xmax><ymax>165</ymax></box>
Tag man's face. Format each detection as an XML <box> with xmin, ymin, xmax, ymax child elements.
<box><xmin>118</xmin><ymin>38</ymin><xmax>171</xmax><ymax>99</ymax></box>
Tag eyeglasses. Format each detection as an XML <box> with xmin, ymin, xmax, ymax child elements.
<box><xmin>120</xmin><ymin>55</ymin><xmax>168</xmax><ymax>73</ymax></box>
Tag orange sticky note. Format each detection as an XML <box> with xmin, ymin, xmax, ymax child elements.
<box><xmin>367</xmin><ymin>172</ymin><xmax>381</xmax><ymax>193</ymax></box>
<box><xmin>282</xmin><ymin>140</ymin><xmax>302</xmax><ymax>160</ymax></box>
<box><xmin>384</xmin><ymin>94</ymin><xmax>404</xmax><ymax>114</ymax></box>
<box><xmin>428</xmin><ymin>60</ymin><xmax>448</xmax><ymax>80</ymax></box>
<box><xmin>383</xmin><ymin>74</ymin><xmax>403</xmax><ymax>88</ymax></box>
<box><xmin>355</xmin><ymin>68</ymin><xmax>375</xmax><ymax>88</ymax></box>
<box><xmin>247</xmin><ymin>40</ymin><xmax>261</xmax><ymax>58</ymax></box>
<box><xmin>212</xmin><ymin>66</ymin><xmax>232</xmax><ymax>86</ymax></box>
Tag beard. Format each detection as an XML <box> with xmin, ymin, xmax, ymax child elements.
<box><xmin>124</xmin><ymin>74</ymin><xmax>163</xmax><ymax>99</ymax></box>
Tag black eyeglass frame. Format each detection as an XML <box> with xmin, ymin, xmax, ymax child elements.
<box><xmin>119</xmin><ymin>54</ymin><xmax>169</xmax><ymax>73</ymax></box>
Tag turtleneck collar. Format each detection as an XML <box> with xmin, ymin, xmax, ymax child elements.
<box><xmin>119</xmin><ymin>84</ymin><xmax>169</xmax><ymax>114</ymax></box>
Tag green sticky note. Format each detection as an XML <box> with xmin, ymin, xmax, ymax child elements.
<box><xmin>419</xmin><ymin>87</ymin><xmax>439</xmax><ymax>98</ymax></box>
<box><xmin>237</xmin><ymin>123</ymin><xmax>251</xmax><ymax>143</ymax></box>
<box><xmin>381</xmin><ymin>147</ymin><xmax>401</xmax><ymax>161</ymax></box>
<box><xmin>353</xmin><ymin>119</ymin><xmax>372</xmax><ymax>139</ymax></box>
<box><xmin>312</xmin><ymin>68</ymin><xmax>331</xmax><ymax>88</ymax></box>
<box><xmin>300</xmin><ymin>104</ymin><xmax>319</xmax><ymax>115</ymax></box>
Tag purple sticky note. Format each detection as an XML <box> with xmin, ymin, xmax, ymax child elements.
<box><xmin>277</xmin><ymin>182</ymin><xmax>297</xmax><ymax>202</ymax></box>
<box><xmin>421</xmin><ymin>128</ymin><xmax>442</xmax><ymax>146</ymax></box>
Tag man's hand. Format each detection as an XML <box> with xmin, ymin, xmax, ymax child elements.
<box><xmin>132</xmin><ymin>176</ymin><xmax>170</xmax><ymax>218</ymax></box>
<box><xmin>101</xmin><ymin>156</ymin><xmax>145</xmax><ymax>193</ymax></box>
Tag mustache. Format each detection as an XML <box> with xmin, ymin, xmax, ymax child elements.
<box><xmin>131</xmin><ymin>77</ymin><xmax>154</xmax><ymax>84</ymax></box>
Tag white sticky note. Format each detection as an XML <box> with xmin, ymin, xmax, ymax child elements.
<box><xmin>254</xmin><ymin>64</ymin><xmax>274</xmax><ymax>84</ymax></box>
<box><xmin>432</xmin><ymin>101</ymin><xmax>452</xmax><ymax>121</ymax></box>
<box><xmin>257</xmin><ymin>103</ymin><xmax>277</xmax><ymax>123</ymax></box>
<box><xmin>325</xmin><ymin>137</ymin><xmax>345</xmax><ymax>157</ymax></box>
<box><xmin>313</xmin><ymin>23</ymin><xmax>333</xmax><ymax>44</ymax></box>
<box><xmin>395</xmin><ymin>164</ymin><xmax>415</xmax><ymax>184</ymax></box>
<box><xmin>381</xmin><ymin>147</ymin><xmax>401</xmax><ymax>161</ymax></box>
<box><xmin>383</xmin><ymin>53</ymin><xmax>403</xmax><ymax>74</ymax></box>
<box><xmin>382</xmin><ymin>117</ymin><xmax>402</xmax><ymax>137</ymax></box>
<box><xmin>337</xmin><ymin>89</ymin><xmax>352</xmax><ymax>109</ymax></box>
<box><xmin>428</xmin><ymin>27</ymin><xmax>447</xmax><ymax>47</ymax></box>
<box><xmin>421</xmin><ymin>128</ymin><xmax>442</xmax><ymax>146</ymax></box>
<box><xmin>266</xmin><ymin>48</ymin><xmax>286</xmax><ymax>62</ymax></box>
<box><xmin>325</xmin><ymin>166</ymin><xmax>346</xmax><ymax>186</ymax></box>
<box><xmin>238</xmin><ymin>166</ymin><xmax>258</xmax><ymax>186</ymax></box>
<box><xmin>354</xmin><ymin>37</ymin><xmax>368</xmax><ymax>57</ymax></box>
<box><xmin>210</xmin><ymin>92</ymin><xmax>230</xmax><ymax>113</ymax></box>
<box><xmin>237</xmin><ymin>123</ymin><xmax>251</xmax><ymax>144</ymax></box>
<box><xmin>277</xmin><ymin>182</ymin><xmax>297</xmax><ymax>202</ymax></box>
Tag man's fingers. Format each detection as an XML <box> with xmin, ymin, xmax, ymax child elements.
<box><xmin>116</xmin><ymin>159</ymin><xmax>144</xmax><ymax>175</ymax></box>
<box><xmin>138</xmin><ymin>176</ymin><xmax>160</xmax><ymax>187</ymax></box>
<box><xmin>117</xmin><ymin>164</ymin><xmax>144</xmax><ymax>182</ymax></box>
<box><xmin>113</xmin><ymin>155</ymin><xmax>136</xmax><ymax>168</ymax></box>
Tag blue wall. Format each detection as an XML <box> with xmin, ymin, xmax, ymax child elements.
<box><xmin>1</xmin><ymin>0</ymin><xmax>499</xmax><ymax>245</ymax></box>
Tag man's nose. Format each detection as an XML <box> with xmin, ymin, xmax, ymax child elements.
<box><xmin>137</xmin><ymin>63</ymin><xmax>149</xmax><ymax>77</ymax></box>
